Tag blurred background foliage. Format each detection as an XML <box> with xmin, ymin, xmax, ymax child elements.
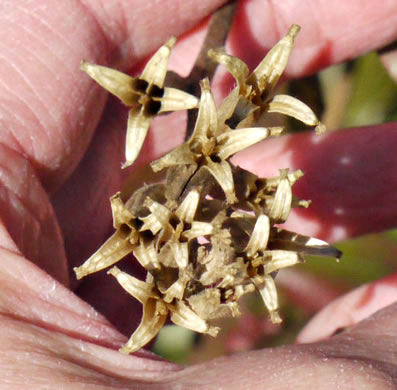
<box><xmin>152</xmin><ymin>48</ymin><xmax>397</xmax><ymax>365</ymax></box>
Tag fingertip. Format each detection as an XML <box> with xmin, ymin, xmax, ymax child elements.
<box><xmin>297</xmin><ymin>274</ymin><xmax>397</xmax><ymax>343</ymax></box>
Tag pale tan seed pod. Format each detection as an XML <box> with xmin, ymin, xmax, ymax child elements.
<box><xmin>269</xmin><ymin>169</ymin><xmax>293</xmax><ymax>223</ymax></box>
<box><xmin>253</xmin><ymin>275</ymin><xmax>282</xmax><ymax>324</ymax></box>
<box><xmin>170</xmin><ymin>301</ymin><xmax>220</xmax><ymax>337</ymax></box>
<box><xmin>208</xmin><ymin>48</ymin><xmax>250</xmax><ymax>94</ymax></box>
<box><xmin>262</xmin><ymin>250</ymin><xmax>303</xmax><ymax>274</ymax></box>
<box><xmin>215</xmin><ymin>127</ymin><xmax>270</xmax><ymax>160</ymax></box>
<box><xmin>140</xmin><ymin>37</ymin><xmax>177</xmax><ymax>87</ymax></box>
<box><xmin>267</xmin><ymin>94</ymin><xmax>325</xmax><ymax>133</ymax></box>
<box><xmin>175</xmin><ymin>189</ymin><xmax>200</xmax><ymax>223</ymax></box>
<box><xmin>74</xmin><ymin>231</ymin><xmax>135</xmax><ymax>280</ymax></box>
<box><xmin>245</xmin><ymin>214</ymin><xmax>270</xmax><ymax>257</ymax></box>
<box><xmin>250</xmin><ymin>24</ymin><xmax>301</xmax><ymax>95</ymax></box>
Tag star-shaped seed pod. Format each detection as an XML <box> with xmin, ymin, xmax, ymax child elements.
<box><xmin>209</xmin><ymin>24</ymin><xmax>326</xmax><ymax>133</ymax></box>
<box><xmin>232</xmin><ymin>166</ymin><xmax>310</xmax><ymax>218</ymax></box>
<box><xmin>74</xmin><ymin>193</ymin><xmax>139</xmax><ymax>279</ymax></box>
<box><xmin>243</xmin><ymin>216</ymin><xmax>303</xmax><ymax>323</ymax></box>
<box><xmin>107</xmin><ymin>266</ymin><xmax>219</xmax><ymax>354</ymax></box>
<box><xmin>81</xmin><ymin>37</ymin><xmax>199</xmax><ymax>168</ymax></box>
<box><xmin>151</xmin><ymin>79</ymin><xmax>277</xmax><ymax>203</ymax></box>
<box><xmin>220</xmin><ymin>209</ymin><xmax>341</xmax><ymax>323</ymax></box>
<box><xmin>74</xmin><ymin>184</ymin><xmax>168</xmax><ymax>279</ymax></box>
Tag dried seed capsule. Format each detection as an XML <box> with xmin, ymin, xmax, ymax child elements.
<box><xmin>81</xmin><ymin>37</ymin><xmax>199</xmax><ymax>169</ymax></box>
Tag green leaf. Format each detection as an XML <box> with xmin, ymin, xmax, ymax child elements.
<box><xmin>342</xmin><ymin>52</ymin><xmax>397</xmax><ymax>127</ymax></box>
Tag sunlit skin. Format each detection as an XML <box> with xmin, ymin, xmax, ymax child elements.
<box><xmin>1</xmin><ymin>0</ymin><xmax>397</xmax><ymax>388</ymax></box>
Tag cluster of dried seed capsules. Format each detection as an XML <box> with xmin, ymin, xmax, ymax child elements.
<box><xmin>75</xmin><ymin>25</ymin><xmax>341</xmax><ymax>354</ymax></box>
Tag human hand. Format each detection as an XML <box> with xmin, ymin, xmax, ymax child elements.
<box><xmin>1</xmin><ymin>0</ymin><xmax>397</xmax><ymax>388</ymax></box>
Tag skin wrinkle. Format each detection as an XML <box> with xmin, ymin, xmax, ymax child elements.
<box><xmin>0</xmin><ymin>157</ymin><xmax>41</xmax><ymax>227</ymax></box>
<box><xmin>3</xmin><ymin>333</ymin><xmax>135</xmax><ymax>389</ymax></box>
<box><xmin>0</xmin><ymin>309</ymin><xmax>123</xmax><ymax>352</ymax></box>
<box><xmin>0</xmin><ymin>37</ymin><xmax>58</xmax><ymax>131</ymax></box>
<box><xmin>15</xmin><ymin>13</ymin><xmax>81</xmax><ymax>160</ymax></box>
<box><xmin>55</xmin><ymin>81</ymin><xmax>108</xmax><ymax>188</ymax></box>
<box><xmin>5</xmin><ymin>187</ymin><xmax>52</xmax><ymax>270</ymax></box>
<box><xmin>15</xmin><ymin>3</ymin><xmax>68</xmax><ymax>66</ymax></box>
<box><xmin>0</xmin><ymin>50</ymin><xmax>47</xmax><ymax>152</ymax></box>
<box><xmin>0</xmin><ymin>98</ymin><xmax>58</xmax><ymax>191</ymax></box>
<box><xmin>28</xmin><ymin>4</ymin><xmax>85</xmax><ymax>59</ymax></box>
<box><xmin>6</xmin><ymin>14</ymin><xmax>83</xmax><ymax>162</ymax></box>
<box><xmin>0</xmin><ymin>67</ymin><xmax>60</xmax><ymax>182</ymax></box>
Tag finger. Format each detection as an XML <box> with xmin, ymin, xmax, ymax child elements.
<box><xmin>0</xmin><ymin>247</ymin><xmax>126</xmax><ymax>349</ymax></box>
<box><xmin>0</xmin><ymin>1</ymin><xmax>109</xmax><ymax>280</ymax></box>
<box><xmin>167</xmin><ymin>304</ymin><xmax>397</xmax><ymax>389</ymax></box>
<box><xmin>0</xmin><ymin>315</ymin><xmax>179</xmax><ymax>388</ymax></box>
<box><xmin>226</xmin><ymin>0</ymin><xmax>397</xmax><ymax>79</ymax></box>
<box><xmin>0</xmin><ymin>0</ymin><xmax>222</xmax><ymax>277</ymax></box>
<box><xmin>0</xmin><ymin>247</ymin><xmax>179</xmax><ymax>388</ymax></box>
<box><xmin>297</xmin><ymin>273</ymin><xmax>397</xmax><ymax>343</ymax></box>
<box><xmin>0</xmin><ymin>245</ymin><xmax>170</xmax><ymax>361</ymax></box>
<box><xmin>233</xmin><ymin>122</ymin><xmax>397</xmax><ymax>243</ymax></box>
<box><xmin>0</xmin><ymin>1</ymin><xmax>106</xmax><ymax>190</ymax></box>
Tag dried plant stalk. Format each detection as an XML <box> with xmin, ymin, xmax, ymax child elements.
<box><xmin>75</xmin><ymin>21</ymin><xmax>341</xmax><ymax>354</ymax></box>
